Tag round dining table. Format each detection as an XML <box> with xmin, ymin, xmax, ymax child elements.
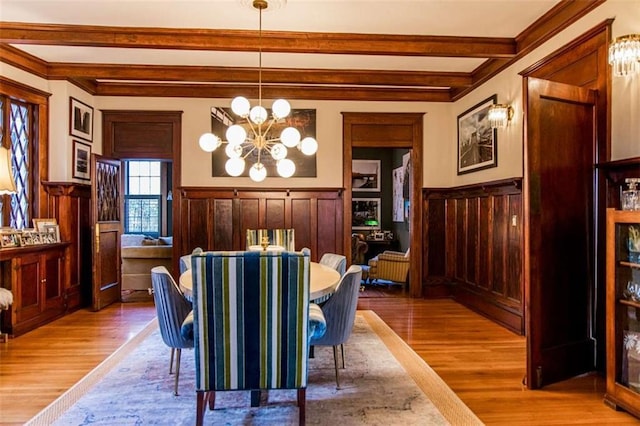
<box><xmin>179</xmin><ymin>261</ymin><xmax>341</xmax><ymax>302</ymax></box>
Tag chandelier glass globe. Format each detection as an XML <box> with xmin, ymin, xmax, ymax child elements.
<box><xmin>249</xmin><ymin>162</ymin><xmax>267</xmax><ymax>182</ymax></box>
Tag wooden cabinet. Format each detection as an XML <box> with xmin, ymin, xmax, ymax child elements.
<box><xmin>605</xmin><ymin>208</ymin><xmax>640</xmax><ymax>418</ymax></box>
<box><xmin>0</xmin><ymin>243</ymin><xmax>68</xmax><ymax>337</ymax></box>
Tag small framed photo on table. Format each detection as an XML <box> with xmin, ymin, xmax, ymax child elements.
<box><xmin>73</xmin><ymin>140</ymin><xmax>91</xmax><ymax>181</ymax></box>
<box><xmin>33</xmin><ymin>218</ymin><xmax>57</xmax><ymax>232</ymax></box>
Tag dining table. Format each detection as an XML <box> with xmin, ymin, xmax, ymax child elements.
<box><xmin>178</xmin><ymin>261</ymin><xmax>341</xmax><ymax>303</ymax></box>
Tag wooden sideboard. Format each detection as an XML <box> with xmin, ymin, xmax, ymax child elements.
<box><xmin>0</xmin><ymin>243</ymin><xmax>69</xmax><ymax>337</ymax></box>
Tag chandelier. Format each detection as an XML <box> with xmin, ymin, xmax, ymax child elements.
<box><xmin>198</xmin><ymin>0</ymin><xmax>317</xmax><ymax>182</ymax></box>
<box><xmin>608</xmin><ymin>34</ymin><xmax>640</xmax><ymax>77</ymax></box>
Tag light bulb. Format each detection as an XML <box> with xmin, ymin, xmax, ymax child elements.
<box><xmin>231</xmin><ymin>96</ymin><xmax>250</xmax><ymax>117</ymax></box>
<box><xmin>270</xmin><ymin>143</ymin><xmax>288</xmax><ymax>160</ymax></box>
<box><xmin>225</xmin><ymin>158</ymin><xmax>245</xmax><ymax>176</ymax></box>
<box><xmin>272</xmin><ymin>99</ymin><xmax>291</xmax><ymax>119</ymax></box>
<box><xmin>280</xmin><ymin>127</ymin><xmax>301</xmax><ymax>148</ymax></box>
<box><xmin>225</xmin><ymin>143</ymin><xmax>243</xmax><ymax>158</ymax></box>
<box><xmin>249</xmin><ymin>105</ymin><xmax>268</xmax><ymax>125</ymax></box>
<box><xmin>199</xmin><ymin>133</ymin><xmax>221</xmax><ymax>152</ymax></box>
<box><xmin>249</xmin><ymin>162</ymin><xmax>267</xmax><ymax>182</ymax></box>
<box><xmin>226</xmin><ymin>124</ymin><xmax>247</xmax><ymax>145</ymax></box>
<box><xmin>300</xmin><ymin>137</ymin><xmax>318</xmax><ymax>155</ymax></box>
<box><xmin>277</xmin><ymin>158</ymin><xmax>295</xmax><ymax>178</ymax></box>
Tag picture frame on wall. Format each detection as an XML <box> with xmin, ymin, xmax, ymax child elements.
<box><xmin>69</xmin><ymin>97</ymin><xmax>93</xmax><ymax>142</ymax></box>
<box><xmin>352</xmin><ymin>159</ymin><xmax>381</xmax><ymax>192</ymax></box>
<box><xmin>73</xmin><ymin>140</ymin><xmax>91</xmax><ymax>180</ymax></box>
<box><xmin>457</xmin><ymin>94</ymin><xmax>498</xmax><ymax>175</ymax></box>
<box><xmin>352</xmin><ymin>198</ymin><xmax>381</xmax><ymax>230</ymax></box>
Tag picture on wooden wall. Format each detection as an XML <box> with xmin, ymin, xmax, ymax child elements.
<box><xmin>209</xmin><ymin>107</ymin><xmax>317</xmax><ymax>178</ymax></box>
<box><xmin>69</xmin><ymin>97</ymin><xmax>93</xmax><ymax>142</ymax></box>
<box><xmin>352</xmin><ymin>198</ymin><xmax>381</xmax><ymax>230</ymax></box>
<box><xmin>457</xmin><ymin>94</ymin><xmax>497</xmax><ymax>175</ymax></box>
<box><xmin>73</xmin><ymin>140</ymin><xmax>91</xmax><ymax>180</ymax></box>
<box><xmin>352</xmin><ymin>159</ymin><xmax>380</xmax><ymax>192</ymax></box>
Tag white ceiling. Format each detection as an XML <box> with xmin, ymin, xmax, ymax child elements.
<box><xmin>1</xmin><ymin>0</ymin><xmax>560</xmax><ymax>74</ymax></box>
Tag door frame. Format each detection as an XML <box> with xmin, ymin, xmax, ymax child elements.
<box><xmin>342</xmin><ymin>112</ymin><xmax>424</xmax><ymax>298</ymax></box>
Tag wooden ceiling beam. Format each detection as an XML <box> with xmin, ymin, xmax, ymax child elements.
<box><xmin>0</xmin><ymin>22</ymin><xmax>516</xmax><ymax>58</ymax></box>
<box><xmin>94</xmin><ymin>82</ymin><xmax>453</xmax><ymax>102</ymax></box>
<box><xmin>47</xmin><ymin>63</ymin><xmax>473</xmax><ymax>88</ymax></box>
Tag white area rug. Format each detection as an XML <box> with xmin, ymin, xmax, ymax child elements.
<box><xmin>28</xmin><ymin>311</ymin><xmax>482</xmax><ymax>425</ymax></box>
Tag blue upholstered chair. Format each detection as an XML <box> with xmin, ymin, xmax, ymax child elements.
<box><xmin>319</xmin><ymin>253</ymin><xmax>347</xmax><ymax>276</ymax></box>
<box><xmin>150</xmin><ymin>266</ymin><xmax>194</xmax><ymax>396</ymax></box>
<box><xmin>190</xmin><ymin>250</ymin><xmax>325</xmax><ymax>426</ymax></box>
<box><xmin>179</xmin><ymin>247</ymin><xmax>203</xmax><ymax>274</ymax></box>
<box><xmin>309</xmin><ymin>265</ymin><xmax>363</xmax><ymax>389</ymax></box>
<box><xmin>246</xmin><ymin>228</ymin><xmax>295</xmax><ymax>251</ymax></box>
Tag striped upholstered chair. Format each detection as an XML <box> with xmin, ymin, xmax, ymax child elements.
<box><xmin>190</xmin><ymin>250</ymin><xmax>324</xmax><ymax>426</ymax></box>
<box><xmin>246</xmin><ymin>228</ymin><xmax>295</xmax><ymax>251</ymax></box>
<box><xmin>367</xmin><ymin>248</ymin><xmax>410</xmax><ymax>287</ymax></box>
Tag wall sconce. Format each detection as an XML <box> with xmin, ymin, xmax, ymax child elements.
<box><xmin>487</xmin><ymin>104</ymin><xmax>514</xmax><ymax>129</ymax></box>
<box><xmin>608</xmin><ymin>34</ymin><xmax>640</xmax><ymax>77</ymax></box>
<box><xmin>0</xmin><ymin>146</ymin><xmax>17</xmax><ymax>195</ymax></box>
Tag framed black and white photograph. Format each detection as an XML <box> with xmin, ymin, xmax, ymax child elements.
<box><xmin>73</xmin><ymin>140</ymin><xmax>91</xmax><ymax>180</ymax></box>
<box><xmin>352</xmin><ymin>159</ymin><xmax>380</xmax><ymax>192</ymax></box>
<box><xmin>457</xmin><ymin>94</ymin><xmax>498</xmax><ymax>175</ymax></box>
<box><xmin>0</xmin><ymin>231</ymin><xmax>18</xmax><ymax>248</ymax></box>
<box><xmin>69</xmin><ymin>97</ymin><xmax>93</xmax><ymax>142</ymax></box>
<box><xmin>352</xmin><ymin>198</ymin><xmax>381</xmax><ymax>230</ymax></box>
<box><xmin>392</xmin><ymin>166</ymin><xmax>404</xmax><ymax>222</ymax></box>
<box><xmin>210</xmin><ymin>106</ymin><xmax>317</xmax><ymax>178</ymax></box>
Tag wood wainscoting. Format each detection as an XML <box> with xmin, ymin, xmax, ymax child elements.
<box><xmin>424</xmin><ymin>178</ymin><xmax>524</xmax><ymax>334</ymax></box>
<box><xmin>42</xmin><ymin>182</ymin><xmax>92</xmax><ymax>311</ymax></box>
<box><xmin>178</xmin><ymin>187</ymin><xmax>344</xmax><ymax>262</ymax></box>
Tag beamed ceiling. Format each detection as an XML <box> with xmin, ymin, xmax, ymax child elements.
<box><xmin>0</xmin><ymin>0</ymin><xmax>605</xmax><ymax>102</ymax></box>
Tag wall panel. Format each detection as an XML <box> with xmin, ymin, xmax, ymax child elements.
<box><xmin>424</xmin><ymin>178</ymin><xmax>524</xmax><ymax>334</ymax></box>
<box><xmin>179</xmin><ymin>188</ymin><xmax>343</xmax><ymax>262</ymax></box>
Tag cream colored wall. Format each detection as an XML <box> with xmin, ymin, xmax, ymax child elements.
<box><xmin>449</xmin><ymin>0</ymin><xmax>640</xmax><ymax>187</ymax></box>
<box><xmin>0</xmin><ymin>0</ymin><xmax>637</xmax><ymax>189</ymax></box>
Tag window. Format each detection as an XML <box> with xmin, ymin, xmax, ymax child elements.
<box><xmin>124</xmin><ymin>161</ymin><xmax>162</xmax><ymax>236</ymax></box>
<box><xmin>0</xmin><ymin>87</ymin><xmax>39</xmax><ymax>229</ymax></box>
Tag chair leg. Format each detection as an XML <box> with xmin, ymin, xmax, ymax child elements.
<box><xmin>173</xmin><ymin>348</ymin><xmax>182</xmax><ymax>396</ymax></box>
<box><xmin>169</xmin><ymin>347</ymin><xmax>175</xmax><ymax>374</ymax></box>
<box><xmin>196</xmin><ymin>391</ymin><xmax>206</xmax><ymax>426</ymax></box>
<box><xmin>332</xmin><ymin>345</ymin><xmax>341</xmax><ymax>390</ymax></box>
<box><xmin>340</xmin><ymin>343</ymin><xmax>345</xmax><ymax>369</ymax></box>
<box><xmin>208</xmin><ymin>391</ymin><xmax>215</xmax><ymax>410</ymax></box>
<box><xmin>250</xmin><ymin>390</ymin><xmax>261</xmax><ymax>407</ymax></box>
<box><xmin>297</xmin><ymin>388</ymin><xmax>306</xmax><ymax>426</ymax></box>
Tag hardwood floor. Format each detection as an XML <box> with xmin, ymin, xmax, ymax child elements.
<box><xmin>1</xmin><ymin>296</ymin><xmax>638</xmax><ymax>425</ymax></box>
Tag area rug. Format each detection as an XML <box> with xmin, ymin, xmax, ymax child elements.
<box><xmin>27</xmin><ymin>311</ymin><xmax>482</xmax><ymax>425</ymax></box>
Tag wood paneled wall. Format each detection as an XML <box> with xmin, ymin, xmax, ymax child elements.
<box><xmin>178</xmin><ymin>187</ymin><xmax>343</xmax><ymax>262</ymax></box>
<box><xmin>424</xmin><ymin>178</ymin><xmax>524</xmax><ymax>334</ymax></box>
<box><xmin>43</xmin><ymin>182</ymin><xmax>92</xmax><ymax>310</ymax></box>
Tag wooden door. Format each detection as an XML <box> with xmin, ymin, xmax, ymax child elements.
<box><xmin>525</xmin><ymin>77</ymin><xmax>597</xmax><ymax>388</ymax></box>
<box><xmin>90</xmin><ymin>155</ymin><xmax>123</xmax><ymax>311</ymax></box>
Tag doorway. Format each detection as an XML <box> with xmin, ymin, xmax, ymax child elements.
<box><xmin>342</xmin><ymin>112</ymin><xmax>424</xmax><ymax>297</ymax></box>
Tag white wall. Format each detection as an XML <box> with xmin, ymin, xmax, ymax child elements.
<box><xmin>1</xmin><ymin>0</ymin><xmax>637</xmax><ymax>189</ymax></box>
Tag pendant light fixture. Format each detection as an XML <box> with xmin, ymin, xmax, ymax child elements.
<box><xmin>198</xmin><ymin>0</ymin><xmax>317</xmax><ymax>182</ymax></box>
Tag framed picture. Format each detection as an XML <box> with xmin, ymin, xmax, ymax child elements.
<box><xmin>352</xmin><ymin>159</ymin><xmax>381</xmax><ymax>192</ymax></box>
<box><xmin>33</xmin><ymin>218</ymin><xmax>57</xmax><ymax>232</ymax></box>
<box><xmin>0</xmin><ymin>232</ymin><xmax>18</xmax><ymax>248</ymax></box>
<box><xmin>69</xmin><ymin>97</ymin><xmax>93</xmax><ymax>142</ymax></box>
<box><xmin>392</xmin><ymin>166</ymin><xmax>404</xmax><ymax>222</ymax></box>
<box><xmin>73</xmin><ymin>140</ymin><xmax>91</xmax><ymax>180</ymax></box>
<box><xmin>457</xmin><ymin>94</ymin><xmax>498</xmax><ymax>175</ymax></box>
<box><xmin>43</xmin><ymin>224</ymin><xmax>61</xmax><ymax>243</ymax></box>
<box><xmin>352</xmin><ymin>198</ymin><xmax>381</xmax><ymax>230</ymax></box>
<box><xmin>210</xmin><ymin>107</ymin><xmax>317</xmax><ymax>178</ymax></box>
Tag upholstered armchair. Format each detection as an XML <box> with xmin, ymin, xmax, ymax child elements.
<box><xmin>319</xmin><ymin>253</ymin><xmax>347</xmax><ymax>276</ymax></box>
<box><xmin>189</xmin><ymin>250</ymin><xmax>324</xmax><ymax>426</ymax></box>
<box><xmin>179</xmin><ymin>247</ymin><xmax>203</xmax><ymax>274</ymax></box>
<box><xmin>309</xmin><ymin>265</ymin><xmax>363</xmax><ymax>389</ymax></box>
<box><xmin>150</xmin><ymin>266</ymin><xmax>194</xmax><ymax>396</ymax></box>
<box><xmin>367</xmin><ymin>248</ymin><xmax>410</xmax><ymax>287</ymax></box>
<box><xmin>246</xmin><ymin>228</ymin><xmax>295</xmax><ymax>251</ymax></box>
